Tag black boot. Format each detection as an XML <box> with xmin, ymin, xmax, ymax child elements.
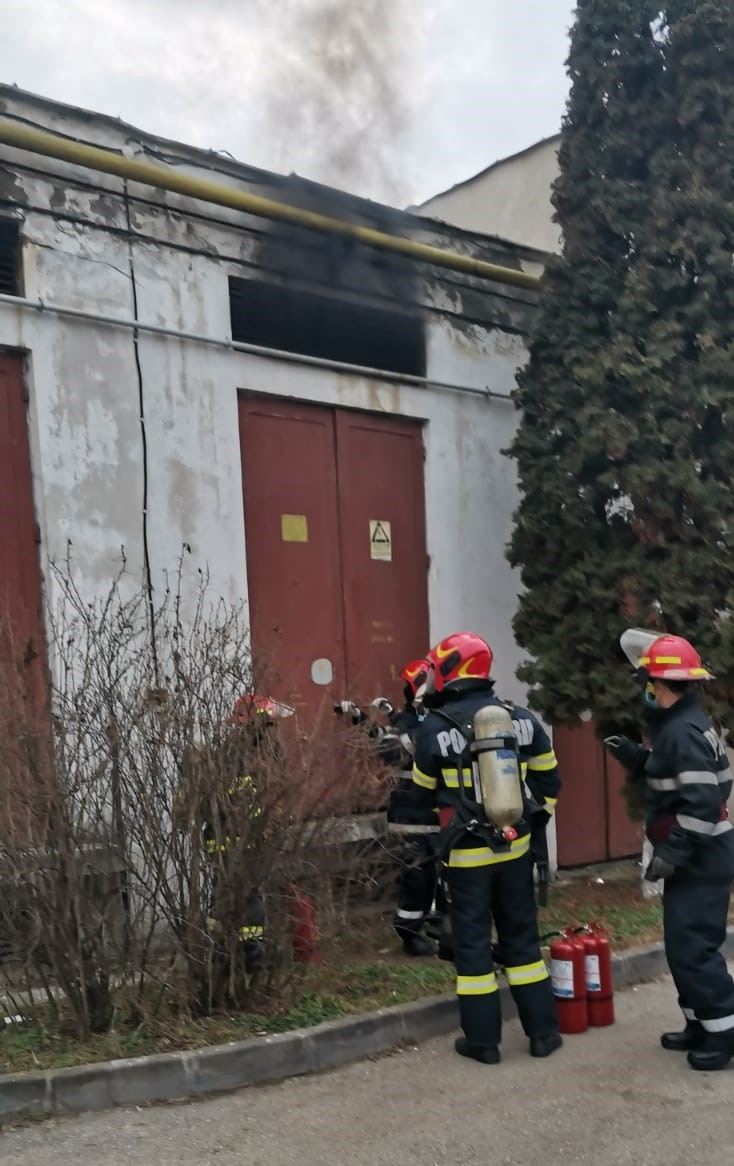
<box><xmin>530</xmin><ymin>1031</ymin><xmax>563</xmax><ymax>1058</ymax></box>
<box><xmin>402</xmin><ymin>934</ymin><xmax>437</xmax><ymax>958</ymax></box>
<box><xmin>661</xmin><ymin>1022</ymin><xmax>705</xmax><ymax>1052</ymax></box>
<box><xmin>455</xmin><ymin>1036</ymin><xmax>501</xmax><ymax>1064</ymax></box>
<box><xmin>425</xmin><ymin>923</ymin><xmax>454</xmax><ymax>962</ymax></box>
<box><xmin>688</xmin><ymin>1037</ymin><xmax>734</xmax><ymax>1072</ymax></box>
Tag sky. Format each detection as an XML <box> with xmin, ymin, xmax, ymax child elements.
<box><xmin>0</xmin><ymin>0</ymin><xmax>576</xmax><ymax>207</ymax></box>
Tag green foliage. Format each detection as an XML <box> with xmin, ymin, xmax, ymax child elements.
<box><xmin>509</xmin><ymin>0</ymin><xmax>734</xmax><ymax>735</ymax></box>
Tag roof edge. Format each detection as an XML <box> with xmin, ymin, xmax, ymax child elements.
<box><xmin>415</xmin><ymin>133</ymin><xmax>562</xmax><ymax>209</ymax></box>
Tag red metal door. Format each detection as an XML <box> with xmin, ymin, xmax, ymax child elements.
<box><xmin>554</xmin><ymin>723</ymin><xmax>608</xmax><ymax>866</ymax></box>
<box><xmin>606</xmin><ymin>753</ymin><xmax>642</xmax><ymax>859</ymax></box>
<box><xmin>554</xmin><ymin>721</ymin><xmax>641</xmax><ymax>866</ymax></box>
<box><xmin>0</xmin><ymin>353</ymin><xmax>47</xmax><ymax>836</ymax></box>
<box><xmin>0</xmin><ymin>352</ymin><xmax>45</xmax><ymax>700</ymax></box>
<box><xmin>336</xmin><ymin>410</ymin><xmax>429</xmax><ymax>705</ymax></box>
<box><xmin>238</xmin><ymin>397</ymin><xmax>429</xmax><ymax>717</ymax></box>
<box><xmin>238</xmin><ymin>396</ymin><xmax>346</xmax><ymax>717</ymax></box>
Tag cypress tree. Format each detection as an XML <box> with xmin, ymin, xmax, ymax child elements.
<box><xmin>509</xmin><ymin>0</ymin><xmax>734</xmax><ymax>738</ymax></box>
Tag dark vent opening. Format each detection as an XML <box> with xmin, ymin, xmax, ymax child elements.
<box><xmin>229</xmin><ymin>277</ymin><xmax>426</xmax><ymax>378</ymax></box>
<box><xmin>0</xmin><ymin>220</ymin><xmax>21</xmax><ymax>297</ymax></box>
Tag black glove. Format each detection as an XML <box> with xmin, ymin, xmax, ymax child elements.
<box><xmin>645</xmin><ymin>853</ymin><xmax>676</xmax><ymax>882</ymax></box>
<box><xmin>603</xmin><ymin>735</ymin><xmax>649</xmax><ymax>774</ymax></box>
<box><xmin>524</xmin><ymin>796</ymin><xmax>551</xmax><ymax>829</ymax></box>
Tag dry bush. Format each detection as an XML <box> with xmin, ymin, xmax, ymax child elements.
<box><xmin>0</xmin><ymin>552</ymin><xmax>387</xmax><ymax>1039</ymax></box>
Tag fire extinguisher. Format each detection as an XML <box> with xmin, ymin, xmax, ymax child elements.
<box><xmin>549</xmin><ymin>929</ymin><xmax>588</xmax><ymax>1034</ymax></box>
<box><xmin>291</xmin><ymin>884</ymin><xmax>322</xmax><ymax>964</ymax></box>
<box><xmin>580</xmin><ymin>922</ymin><xmax>615</xmax><ymax>1027</ymax></box>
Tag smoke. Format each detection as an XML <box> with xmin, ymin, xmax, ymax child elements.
<box><xmin>256</xmin><ymin>0</ymin><xmax>416</xmax><ymax>204</ymax></box>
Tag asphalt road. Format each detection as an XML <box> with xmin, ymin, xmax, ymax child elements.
<box><xmin>3</xmin><ymin>973</ymin><xmax>733</xmax><ymax>1166</ymax></box>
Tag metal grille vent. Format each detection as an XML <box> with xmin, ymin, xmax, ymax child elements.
<box><xmin>0</xmin><ymin>220</ymin><xmax>21</xmax><ymax>297</ymax></box>
<box><xmin>229</xmin><ymin>277</ymin><xmax>426</xmax><ymax>378</ymax></box>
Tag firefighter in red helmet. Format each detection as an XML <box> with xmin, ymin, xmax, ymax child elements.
<box><xmin>176</xmin><ymin>693</ymin><xmax>292</xmax><ymax>978</ymax></box>
<box><xmin>605</xmin><ymin>632</ymin><xmax>734</xmax><ymax>1070</ymax></box>
<box><xmin>386</xmin><ymin>658</ymin><xmax>446</xmax><ymax>957</ymax></box>
<box><xmin>411</xmin><ymin>632</ymin><xmax>562</xmax><ymax>1063</ymax></box>
<box><xmin>337</xmin><ymin>659</ymin><xmax>443</xmax><ymax>956</ymax></box>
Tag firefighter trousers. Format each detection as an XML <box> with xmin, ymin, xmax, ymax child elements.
<box><xmin>446</xmin><ymin>848</ymin><xmax>557</xmax><ymax>1047</ymax></box>
<box><xmin>394</xmin><ymin>834</ymin><xmax>444</xmax><ymax>941</ymax></box>
<box><xmin>663</xmin><ymin>875</ymin><xmax>734</xmax><ymax>1042</ymax></box>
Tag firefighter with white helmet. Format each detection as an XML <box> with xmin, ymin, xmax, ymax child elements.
<box><xmin>411</xmin><ymin>632</ymin><xmax>562</xmax><ymax>1063</ymax></box>
<box><xmin>605</xmin><ymin>632</ymin><xmax>734</xmax><ymax>1070</ymax></box>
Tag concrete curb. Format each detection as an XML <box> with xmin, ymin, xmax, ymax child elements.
<box><xmin>3</xmin><ymin>931</ymin><xmax>734</xmax><ymax>1121</ymax></box>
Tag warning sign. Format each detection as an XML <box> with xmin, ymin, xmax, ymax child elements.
<box><xmin>370</xmin><ymin>519</ymin><xmax>392</xmax><ymax>562</ymax></box>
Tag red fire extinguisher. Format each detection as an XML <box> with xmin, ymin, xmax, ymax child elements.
<box><xmin>291</xmin><ymin>884</ymin><xmax>322</xmax><ymax>963</ymax></box>
<box><xmin>580</xmin><ymin>922</ymin><xmax>614</xmax><ymax>1027</ymax></box>
<box><xmin>550</xmin><ymin>929</ymin><xmax>588</xmax><ymax>1034</ymax></box>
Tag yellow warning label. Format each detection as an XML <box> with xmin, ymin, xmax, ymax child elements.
<box><xmin>281</xmin><ymin>514</ymin><xmax>308</xmax><ymax>543</ymax></box>
<box><xmin>370</xmin><ymin>519</ymin><xmax>392</xmax><ymax>562</ymax></box>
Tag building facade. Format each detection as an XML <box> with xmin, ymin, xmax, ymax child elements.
<box><xmin>0</xmin><ymin>91</ymin><xmax>641</xmax><ymax>866</ymax></box>
<box><xmin>0</xmin><ymin>87</ymin><xmax>545</xmax><ymax>715</ymax></box>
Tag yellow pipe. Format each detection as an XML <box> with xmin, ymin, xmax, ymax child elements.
<box><xmin>0</xmin><ymin>120</ymin><xmax>541</xmax><ymax>292</ymax></box>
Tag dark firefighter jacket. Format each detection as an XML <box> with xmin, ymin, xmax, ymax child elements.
<box><xmin>385</xmin><ymin>705</ymin><xmax>438</xmax><ymax>830</ymax></box>
<box><xmin>644</xmin><ymin>694</ymin><xmax>734</xmax><ymax>882</ymax></box>
<box><xmin>409</xmin><ymin>682</ymin><xmax>561</xmax><ymax>866</ymax></box>
<box><xmin>377</xmin><ymin>706</ymin><xmax>420</xmax><ymax>768</ymax></box>
<box><xmin>176</xmin><ymin>722</ymin><xmax>279</xmax><ymax>856</ymax></box>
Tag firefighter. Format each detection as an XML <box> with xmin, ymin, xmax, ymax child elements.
<box><xmin>386</xmin><ymin>659</ymin><xmax>445</xmax><ymax>958</ymax></box>
<box><xmin>177</xmin><ymin>694</ymin><xmax>292</xmax><ymax>970</ymax></box>
<box><xmin>337</xmin><ymin>666</ymin><xmax>443</xmax><ymax>956</ymax></box>
<box><xmin>411</xmin><ymin>632</ymin><xmax>562</xmax><ymax>1064</ymax></box>
<box><xmin>604</xmin><ymin>633</ymin><xmax>734</xmax><ymax>1071</ymax></box>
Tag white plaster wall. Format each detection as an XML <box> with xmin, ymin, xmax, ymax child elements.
<box><xmin>2</xmin><ymin>264</ymin><xmax>531</xmax><ymax>676</ymax></box>
<box><xmin>0</xmin><ymin>178</ymin><xmax>558</xmax><ymax>860</ymax></box>
<box><xmin>0</xmin><ymin>94</ymin><xmax>541</xmax><ymax>693</ymax></box>
<box><xmin>0</xmin><ymin>208</ymin><xmax>532</xmax><ymax>698</ymax></box>
<box><xmin>420</xmin><ymin>138</ymin><xmax>561</xmax><ymax>256</ymax></box>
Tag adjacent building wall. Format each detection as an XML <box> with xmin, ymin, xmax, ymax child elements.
<box><xmin>417</xmin><ymin>136</ymin><xmax>561</xmax><ymax>258</ymax></box>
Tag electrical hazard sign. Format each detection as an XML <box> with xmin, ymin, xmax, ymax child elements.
<box><xmin>369</xmin><ymin>519</ymin><xmax>392</xmax><ymax>562</ymax></box>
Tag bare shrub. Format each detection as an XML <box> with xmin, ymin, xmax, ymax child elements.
<box><xmin>0</xmin><ymin>552</ymin><xmax>385</xmax><ymax>1039</ymax></box>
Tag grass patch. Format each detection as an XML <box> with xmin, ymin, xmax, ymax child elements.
<box><xmin>0</xmin><ymin>960</ymin><xmax>454</xmax><ymax>1075</ymax></box>
<box><xmin>538</xmin><ymin>878</ymin><xmax>664</xmax><ymax>948</ymax></box>
<box><xmin>4</xmin><ymin>864</ymin><xmax>730</xmax><ymax>1076</ymax></box>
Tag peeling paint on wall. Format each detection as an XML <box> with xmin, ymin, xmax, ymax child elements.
<box><xmin>0</xmin><ymin>87</ymin><xmax>537</xmax><ymax>708</ymax></box>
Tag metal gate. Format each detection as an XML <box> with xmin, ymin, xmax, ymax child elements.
<box><xmin>553</xmin><ymin>721</ymin><xmax>641</xmax><ymax>866</ymax></box>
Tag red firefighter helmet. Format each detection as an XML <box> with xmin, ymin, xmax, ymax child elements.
<box><xmin>232</xmin><ymin>694</ymin><xmax>295</xmax><ymax>722</ymax></box>
<box><xmin>400</xmin><ymin>658</ymin><xmax>431</xmax><ymax>698</ymax></box>
<box><xmin>639</xmin><ymin>635</ymin><xmax>714</xmax><ymax>682</ymax></box>
<box><xmin>427</xmin><ymin>632</ymin><xmax>494</xmax><ymax>694</ymax></box>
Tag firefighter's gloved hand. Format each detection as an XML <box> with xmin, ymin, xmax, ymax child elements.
<box><xmin>371</xmin><ymin>696</ymin><xmax>395</xmax><ymax>717</ymax></box>
<box><xmin>335</xmin><ymin>700</ymin><xmax>365</xmax><ymax>724</ymax></box>
<box><xmin>645</xmin><ymin>853</ymin><xmax>676</xmax><ymax>882</ymax></box>
<box><xmin>529</xmin><ymin>805</ymin><xmax>551</xmax><ymax>829</ymax></box>
<box><xmin>603</xmin><ymin>735</ymin><xmax>649</xmax><ymax>774</ymax></box>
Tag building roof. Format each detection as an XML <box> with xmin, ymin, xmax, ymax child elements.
<box><xmin>415</xmin><ymin>134</ymin><xmax>561</xmax><ymax>209</ymax></box>
<box><xmin>0</xmin><ymin>84</ymin><xmax>553</xmax><ymax>266</ymax></box>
